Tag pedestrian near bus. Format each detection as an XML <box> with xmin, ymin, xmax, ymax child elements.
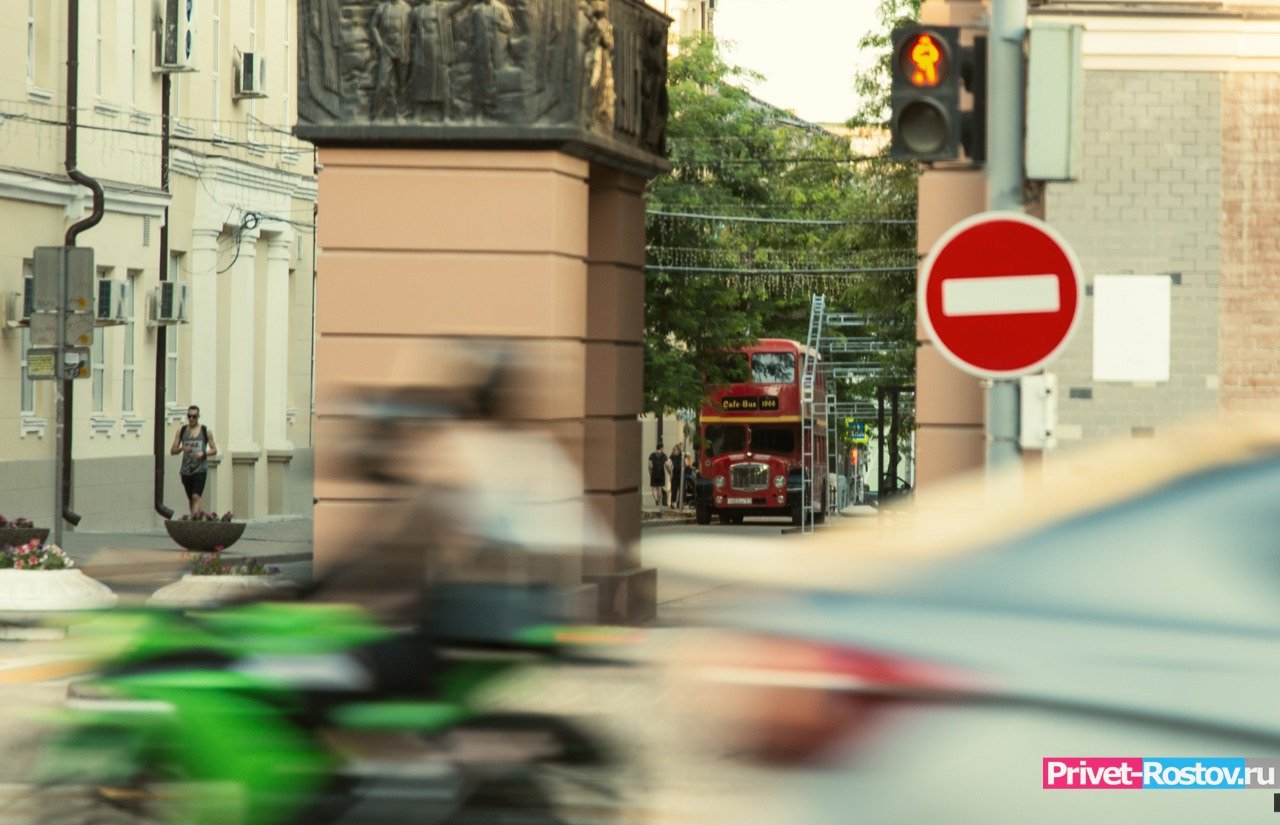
<box><xmin>171</xmin><ymin>405</ymin><xmax>218</xmax><ymax>514</ymax></box>
<box><xmin>669</xmin><ymin>446</ymin><xmax>684</xmax><ymax>510</ymax></box>
<box><xmin>648</xmin><ymin>446</ymin><xmax>667</xmax><ymax>506</ymax></box>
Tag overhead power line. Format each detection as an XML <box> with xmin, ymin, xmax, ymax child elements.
<box><xmin>648</xmin><ymin>209</ymin><xmax>914</xmax><ymax>226</ymax></box>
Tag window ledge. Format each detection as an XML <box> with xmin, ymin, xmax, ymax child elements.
<box><xmin>27</xmin><ymin>84</ymin><xmax>54</xmax><ymax>104</ymax></box>
<box><xmin>129</xmin><ymin>109</ymin><xmax>152</xmax><ymax>126</ymax></box>
<box><xmin>94</xmin><ymin>99</ymin><xmax>124</xmax><ymax>118</ymax></box>
<box><xmin>165</xmin><ymin>404</ymin><xmax>187</xmax><ymax>424</ymax></box>
<box><xmin>172</xmin><ymin>122</ymin><xmax>195</xmax><ymax>138</ymax></box>
<box><xmin>122</xmin><ymin>416</ymin><xmax>146</xmax><ymax>436</ymax></box>
<box><xmin>19</xmin><ymin>415</ymin><xmax>46</xmax><ymax>439</ymax></box>
<box><xmin>89</xmin><ymin>415</ymin><xmax>116</xmax><ymax>437</ymax></box>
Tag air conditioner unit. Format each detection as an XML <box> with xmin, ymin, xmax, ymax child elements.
<box><xmin>155</xmin><ymin>0</ymin><xmax>196</xmax><ymax>72</ymax></box>
<box><xmin>4</xmin><ymin>278</ymin><xmax>34</xmax><ymax>328</ymax></box>
<box><xmin>95</xmin><ymin>280</ymin><xmax>128</xmax><ymax>325</ymax></box>
<box><xmin>234</xmin><ymin>51</ymin><xmax>267</xmax><ymax>99</ymax></box>
<box><xmin>150</xmin><ymin>282</ymin><xmax>189</xmax><ymax>325</ymax></box>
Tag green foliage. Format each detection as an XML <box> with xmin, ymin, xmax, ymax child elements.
<box><xmin>849</xmin><ymin>0</ymin><xmax>924</xmax><ymax>129</ymax></box>
<box><xmin>189</xmin><ymin>553</ymin><xmax>279</xmax><ymax>576</ymax></box>
<box><xmin>644</xmin><ymin>33</ymin><xmax>921</xmax><ymax>417</ymax></box>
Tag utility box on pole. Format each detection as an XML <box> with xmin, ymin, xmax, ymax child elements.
<box><xmin>1026</xmin><ymin>23</ymin><xmax>1084</xmax><ymax>181</ymax></box>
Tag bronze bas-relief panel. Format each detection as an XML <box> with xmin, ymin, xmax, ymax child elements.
<box><xmin>298</xmin><ymin>0</ymin><xmax>669</xmax><ymax>164</ymax></box>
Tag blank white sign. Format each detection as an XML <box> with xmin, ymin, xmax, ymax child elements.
<box><xmin>1092</xmin><ymin>274</ymin><xmax>1171</xmax><ymax>382</ymax></box>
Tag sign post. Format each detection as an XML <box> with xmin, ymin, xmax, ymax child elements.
<box><xmin>33</xmin><ymin>246</ymin><xmax>94</xmax><ymax>547</ymax></box>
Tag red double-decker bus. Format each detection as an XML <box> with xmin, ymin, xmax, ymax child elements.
<box><xmin>694</xmin><ymin>339</ymin><xmax>828</xmax><ymax>526</ymax></box>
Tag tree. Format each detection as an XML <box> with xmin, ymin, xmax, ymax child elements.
<box><xmin>644</xmin><ymin>32</ymin><xmax>921</xmax><ymax>419</ymax></box>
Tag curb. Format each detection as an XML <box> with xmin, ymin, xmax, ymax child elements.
<box><xmin>640</xmin><ymin>517</ymin><xmax>697</xmax><ymax>529</ymax></box>
<box><xmin>81</xmin><ymin>551</ymin><xmax>313</xmax><ymax>579</ymax></box>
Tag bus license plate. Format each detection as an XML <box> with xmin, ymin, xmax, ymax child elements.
<box><xmin>727</xmin><ymin>497</ymin><xmax>751</xmax><ymax>505</ymax></box>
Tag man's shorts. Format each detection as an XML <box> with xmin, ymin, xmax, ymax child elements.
<box><xmin>181</xmin><ymin>471</ymin><xmax>207</xmax><ymax>498</ymax></box>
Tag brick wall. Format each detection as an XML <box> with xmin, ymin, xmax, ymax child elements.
<box><xmin>1220</xmin><ymin>73</ymin><xmax>1280</xmax><ymax>412</ymax></box>
<box><xmin>1045</xmin><ymin>71</ymin><xmax>1222</xmax><ymax>445</ymax></box>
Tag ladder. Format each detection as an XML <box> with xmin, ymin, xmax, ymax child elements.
<box><xmin>799</xmin><ymin>294</ymin><xmax>826</xmax><ymax>534</ymax></box>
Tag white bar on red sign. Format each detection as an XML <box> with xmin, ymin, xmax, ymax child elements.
<box><xmin>942</xmin><ymin>274</ymin><xmax>1061</xmax><ymax>317</ymax></box>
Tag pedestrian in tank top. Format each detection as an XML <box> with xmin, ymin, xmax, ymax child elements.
<box><xmin>170</xmin><ymin>405</ymin><xmax>218</xmax><ymax>514</ymax></box>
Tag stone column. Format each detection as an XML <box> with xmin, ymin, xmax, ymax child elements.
<box><xmin>264</xmin><ymin>231</ymin><xmax>295</xmax><ymax>514</ymax></box>
<box><xmin>582</xmin><ymin>167</ymin><xmax>654</xmax><ymax>623</ymax></box>
<box><xmin>226</xmin><ymin>226</ymin><xmax>262</xmax><ymax>518</ymax></box>
<box><xmin>298</xmin><ymin>0</ymin><xmax>670</xmax><ymax>623</ymax></box>
<box><xmin>186</xmin><ymin>226</ymin><xmax>224</xmax><ymax>508</ymax></box>
<box><xmin>914</xmin><ymin>0</ymin><xmax>988</xmax><ymax>490</ymax></box>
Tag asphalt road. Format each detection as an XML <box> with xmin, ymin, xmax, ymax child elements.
<box><xmin>0</xmin><ymin>520</ymin><xmax>811</xmax><ymax>824</ymax></box>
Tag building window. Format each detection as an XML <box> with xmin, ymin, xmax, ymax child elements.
<box><xmin>129</xmin><ymin>0</ymin><xmax>138</xmax><ymax>106</ymax></box>
<box><xmin>92</xmin><ymin>268</ymin><xmax>111</xmax><ymax>413</ymax></box>
<box><xmin>122</xmin><ymin>270</ymin><xmax>139</xmax><ymax>413</ymax></box>
<box><xmin>282</xmin><ymin>2</ymin><xmax>291</xmax><ymax>126</ymax></box>
<box><xmin>91</xmin><ymin>327</ymin><xmax>106</xmax><ymax>412</ymax></box>
<box><xmin>211</xmin><ymin>2</ymin><xmax>221</xmax><ymax>122</ymax></box>
<box><xmin>165</xmin><ymin>252</ymin><xmax>182</xmax><ymax>405</ymax></box>
<box><xmin>20</xmin><ymin>328</ymin><xmax>35</xmax><ymax>414</ymax></box>
<box><xmin>96</xmin><ymin>0</ymin><xmax>105</xmax><ymax>97</ymax></box>
<box><xmin>246</xmin><ymin>0</ymin><xmax>258</xmax><ymax>143</ymax></box>
<box><xmin>26</xmin><ymin>0</ymin><xmax>37</xmax><ymax>84</ymax></box>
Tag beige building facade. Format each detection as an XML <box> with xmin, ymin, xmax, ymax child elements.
<box><xmin>915</xmin><ymin>0</ymin><xmax>1280</xmax><ymax>487</ymax></box>
<box><xmin>0</xmin><ymin>1</ymin><xmax>317</xmax><ymax>528</ymax></box>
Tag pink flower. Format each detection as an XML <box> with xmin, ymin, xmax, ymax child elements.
<box><xmin>14</xmin><ymin>560</ymin><xmax>24</xmax><ymax>569</ymax></box>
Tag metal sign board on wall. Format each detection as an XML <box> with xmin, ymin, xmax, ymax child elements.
<box><xmin>26</xmin><ymin>347</ymin><xmax>90</xmax><ymax>380</ymax></box>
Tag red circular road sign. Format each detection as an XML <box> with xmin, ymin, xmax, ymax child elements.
<box><xmin>919</xmin><ymin>212</ymin><xmax>1083</xmax><ymax>379</ymax></box>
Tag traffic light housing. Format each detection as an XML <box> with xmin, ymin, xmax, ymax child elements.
<box><xmin>890</xmin><ymin>26</ymin><xmax>986</xmax><ymax>163</ymax></box>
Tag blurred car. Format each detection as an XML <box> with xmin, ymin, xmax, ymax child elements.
<box><xmin>649</xmin><ymin>416</ymin><xmax>1280</xmax><ymax>824</ymax></box>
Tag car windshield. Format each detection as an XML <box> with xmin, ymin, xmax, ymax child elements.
<box><xmin>899</xmin><ymin>457</ymin><xmax>1280</xmax><ymax>630</ymax></box>
<box><xmin>751</xmin><ymin>352</ymin><xmax>795</xmax><ymax>384</ymax></box>
<box><xmin>704</xmin><ymin>424</ymin><xmax>747</xmax><ymax>457</ymax></box>
<box><xmin>751</xmin><ymin>426</ymin><xmax>796</xmax><ymax>454</ymax></box>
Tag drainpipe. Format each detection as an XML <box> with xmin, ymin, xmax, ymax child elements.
<box><xmin>153</xmin><ymin>73</ymin><xmax>175</xmax><ymax>520</ymax></box>
<box><xmin>58</xmin><ymin>0</ymin><xmax>106</xmax><ymax>535</ymax></box>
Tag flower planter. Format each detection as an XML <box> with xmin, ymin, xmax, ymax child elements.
<box><xmin>163</xmin><ymin>520</ymin><xmax>246</xmax><ymax>553</ymax></box>
<box><xmin>0</xmin><ymin>527</ymin><xmax>51</xmax><ymax>548</ymax></box>
<box><xmin>147</xmin><ymin>573</ymin><xmax>294</xmax><ymax>610</ymax></box>
<box><xmin>0</xmin><ymin>569</ymin><xmax>118</xmax><ymax>621</ymax></box>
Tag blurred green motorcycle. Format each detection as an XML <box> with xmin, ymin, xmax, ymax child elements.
<box><xmin>35</xmin><ymin>584</ymin><xmax>632</xmax><ymax>825</ymax></box>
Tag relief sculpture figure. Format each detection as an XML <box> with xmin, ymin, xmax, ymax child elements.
<box><xmin>468</xmin><ymin>0</ymin><xmax>518</xmax><ymax>119</ymax></box>
<box><xmin>581</xmin><ymin>0</ymin><xmax>616</xmax><ymax>131</ymax></box>
<box><xmin>370</xmin><ymin>0</ymin><xmax>413</xmax><ymax>120</ymax></box>
<box><xmin>408</xmin><ymin>0</ymin><xmax>455</xmax><ymax>120</ymax></box>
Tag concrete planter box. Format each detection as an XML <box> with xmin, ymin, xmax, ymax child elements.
<box><xmin>0</xmin><ymin>528</ymin><xmax>51</xmax><ymax>547</ymax></box>
<box><xmin>147</xmin><ymin>574</ymin><xmax>294</xmax><ymax>609</ymax></box>
<box><xmin>163</xmin><ymin>520</ymin><xmax>246</xmax><ymax>553</ymax></box>
<box><xmin>0</xmin><ymin>569</ymin><xmax>119</xmax><ymax>619</ymax></box>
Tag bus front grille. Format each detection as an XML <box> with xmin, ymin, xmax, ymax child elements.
<box><xmin>730</xmin><ymin>462</ymin><xmax>769</xmax><ymax>492</ymax></box>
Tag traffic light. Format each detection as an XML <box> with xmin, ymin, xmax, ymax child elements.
<box><xmin>889</xmin><ymin>26</ymin><xmax>986</xmax><ymax>163</ymax></box>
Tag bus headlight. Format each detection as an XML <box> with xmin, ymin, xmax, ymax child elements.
<box><xmin>714</xmin><ymin>476</ymin><xmax>726</xmax><ymax>489</ymax></box>
<box><xmin>773</xmin><ymin>475</ymin><xmax>785</xmax><ymax>488</ymax></box>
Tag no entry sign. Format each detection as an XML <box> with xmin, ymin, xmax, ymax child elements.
<box><xmin>919</xmin><ymin>212</ymin><xmax>1083</xmax><ymax>379</ymax></box>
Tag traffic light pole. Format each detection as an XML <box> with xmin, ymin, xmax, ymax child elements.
<box><xmin>985</xmin><ymin>0</ymin><xmax>1027</xmax><ymax>472</ymax></box>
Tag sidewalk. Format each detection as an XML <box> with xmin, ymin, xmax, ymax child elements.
<box><xmin>56</xmin><ymin>515</ymin><xmax>313</xmax><ymax>580</ymax></box>
<box><xmin>56</xmin><ymin>504</ymin><xmax>693</xmax><ymax>581</ymax></box>
<box><xmin>641</xmin><ymin>497</ymin><xmax>697</xmax><ymax>527</ymax></box>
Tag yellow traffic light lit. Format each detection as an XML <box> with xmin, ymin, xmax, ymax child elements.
<box><xmin>906</xmin><ymin>33</ymin><xmax>943</xmax><ymax>88</ymax></box>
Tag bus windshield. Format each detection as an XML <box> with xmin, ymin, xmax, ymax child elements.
<box><xmin>750</xmin><ymin>425</ymin><xmax>797</xmax><ymax>454</ymax></box>
<box><xmin>752</xmin><ymin>352</ymin><xmax>796</xmax><ymax>384</ymax></box>
<box><xmin>705</xmin><ymin>424</ymin><xmax>747</xmax><ymax>456</ymax></box>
